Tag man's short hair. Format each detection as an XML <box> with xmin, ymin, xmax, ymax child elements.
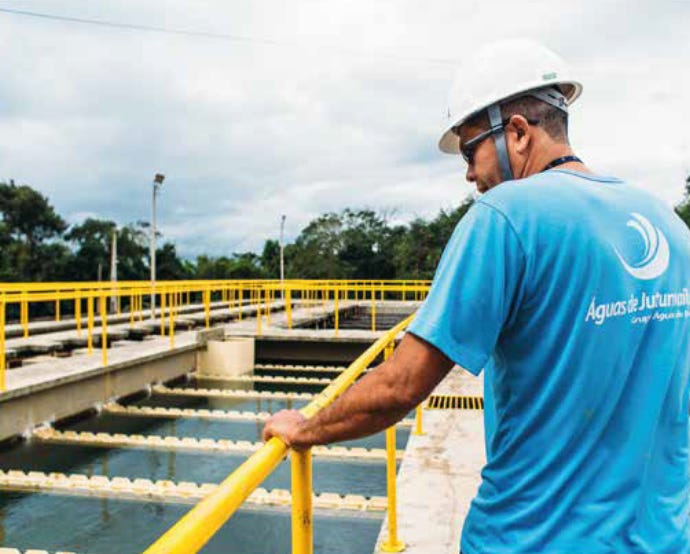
<box><xmin>464</xmin><ymin>89</ymin><xmax>570</xmax><ymax>144</ymax></box>
<box><xmin>500</xmin><ymin>92</ymin><xmax>569</xmax><ymax>143</ymax></box>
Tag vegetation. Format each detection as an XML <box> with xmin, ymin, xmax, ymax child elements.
<box><xmin>1</xmin><ymin>174</ymin><xmax>688</xmax><ymax>283</ymax></box>
<box><xmin>674</xmin><ymin>175</ymin><xmax>690</xmax><ymax>229</ymax></box>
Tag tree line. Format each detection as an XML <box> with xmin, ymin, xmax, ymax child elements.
<box><xmin>2</xmin><ymin>176</ymin><xmax>689</xmax><ymax>283</ymax></box>
<box><xmin>0</xmin><ymin>180</ymin><xmax>473</xmax><ymax>282</ymax></box>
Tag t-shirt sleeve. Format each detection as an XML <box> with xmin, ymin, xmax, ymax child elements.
<box><xmin>407</xmin><ymin>201</ymin><xmax>526</xmax><ymax>375</ymax></box>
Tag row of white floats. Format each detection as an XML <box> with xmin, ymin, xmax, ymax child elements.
<box><xmin>0</xmin><ymin>470</ymin><xmax>387</xmax><ymax>512</ymax></box>
<box><xmin>152</xmin><ymin>384</ymin><xmax>315</xmax><ymax>400</ymax></box>
<box><xmin>254</xmin><ymin>363</ymin><xmax>349</xmax><ymax>373</ymax></box>
<box><xmin>0</xmin><ymin>549</ymin><xmax>76</xmax><ymax>554</ymax></box>
<box><xmin>196</xmin><ymin>373</ymin><xmax>333</xmax><ymax>386</ymax></box>
<box><xmin>104</xmin><ymin>402</ymin><xmax>413</xmax><ymax>428</ymax></box>
<box><xmin>32</xmin><ymin>427</ymin><xmax>403</xmax><ymax>461</ymax></box>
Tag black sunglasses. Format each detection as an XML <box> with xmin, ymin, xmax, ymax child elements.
<box><xmin>454</xmin><ymin>116</ymin><xmax>539</xmax><ymax>165</ymax></box>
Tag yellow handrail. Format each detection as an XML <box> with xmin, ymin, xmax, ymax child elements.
<box><xmin>380</xmin><ymin>344</ymin><xmax>406</xmax><ymax>553</ymax></box>
<box><xmin>0</xmin><ymin>280</ymin><xmax>428</xmax><ymax>393</ymax></box>
<box><xmin>142</xmin><ymin>312</ymin><xmax>415</xmax><ymax>554</ymax></box>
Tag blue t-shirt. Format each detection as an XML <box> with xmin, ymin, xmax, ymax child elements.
<box><xmin>408</xmin><ymin>170</ymin><xmax>690</xmax><ymax>554</ymax></box>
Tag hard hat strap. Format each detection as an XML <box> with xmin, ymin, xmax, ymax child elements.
<box><xmin>528</xmin><ymin>87</ymin><xmax>568</xmax><ymax>113</ymax></box>
<box><xmin>487</xmin><ymin>104</ymin><xmax>513</xmax><ymax>182</ymax></box>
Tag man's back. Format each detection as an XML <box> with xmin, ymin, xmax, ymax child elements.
<box><xmin>408</xmin><ymin>169</ymin><xmax>690</xmax><ymax>553</ymax></box>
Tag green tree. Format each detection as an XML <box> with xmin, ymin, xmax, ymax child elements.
<box><xmin>157</xmin><ymin>242</ymin><xmax>193</xmax><ymax>280</ymax></box>
<box><xmin>287</xmin><ymin>213</ymin><xmax>345</xmax><ymax>278</ymax></box>
<box><xmin>194</xmin><ymin>253</ymin><xmax>264</xmax><ymax>279</ymax></box>
<box><xmin>675</xmin><ymin>175</ymin><xmax>690</xmax><ymax>229</ymax></box>
<box><xmin>64</xmin><ymin>218</ymin><xmax>116</xmax><ymax>281</ymax></box>
<box><xmin>65</xmin><ymin>219</ymin><xmax>149</xmax><ymax>281</ymax></box>
<box><xmin>338</xmin><ymin>209</ymin><xmax>398</xmax><ymax>279</ymax></box>
<box><xmin>261</xmin><ymin>239</ymin><xmax>281</xmax><ymax>278</ymax></box>
<box><xmin>392</xmin><ymin>197</ymin><xmax>474</xmax><ymax>279</ymax></box>
<box><xmin>116</xmin><ymin>223</ymin><xmax>149</xmax><ymax>280</ymax></box>
<box><xmin>0</xmin><ymin>180</ymin><xmax>68</xmax><ymax>281</ymax></box>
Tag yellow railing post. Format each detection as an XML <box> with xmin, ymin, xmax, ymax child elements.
<box><xmin>238</xmin><ymin>285</ymin><xmax>243</xmax><ymax>320</ymax></box>
<box><xmin>265</xmin><ymin>286</ymin><xmax>271</xmax><ymax>326</ymax></box>
<box><xmin>0</xmin><ymin>295</ymin><xmax>6</xmax><ymax>392</ymax></box>
<box><xmin>412</xmin><ymin>405</ymin><xmax>425</xmax><ymax>436</ymax></box>
<box><xmin>87</xmin><ymin>294</ymin><xmax>94</xmax><ymax>354</ymax></box>
<box><xmin>204</xmin><ymin>287</ymin><xmax>211</xmax><ymax>329</ymax></box>
<box><xmin>334</xmin><ymin>288</ymin><xmax>339</xmax><ymax>337</ymax></box>
<box><xmin>55</xmin><ymin>295</ymin><xmax>61</xmax><ymax>322</ymax></box>
<box><xmin>21</xmin><ymin>297</ymin><xmax>28</xmax><ymax>338</ymax></box>
<box><xmin>371</xmin><ymin>285</ymin><xmax>377</xmax><ymax>332</ymax></box>
<box><xmin>160</xmin><ymin>291</ymin><xmax>167</xmax><ymax>337</ymax></box>
<box><xmin>129</xmin><ymin>295</ymin><xmax>135</xmax><ymax>327</ymax></box>
<box><xmin>256</xmin><ymin>287</ymin><xmax>263</xmax><ymax>337</ymax></box>
<box><xmin>381</xmin><ymin>342</ymin><xmax>406</xmax><ymax>553</ymax></box>
<box><xmin>291</xmin><ymin>449</ymin><xmax>313</xmax><ymax>554</ymax></box>
<box><xmin>169</xmin><ymin>289</ymin><xmax>175</xmax><ymax>348</ymax></box>
<box><xmin>100</xmin><ymin>294</ymin><xmax>108</xmax><ymax>366</ymax></box>
<box><xmin>286</xmin><ymin>288</ymin><xmax>293</xmax><ymax>330</ymax></box>
<box><xmin>75</xmin><ymin>293</ymin><xmax>82</xmax><ymax>337</ymax></box>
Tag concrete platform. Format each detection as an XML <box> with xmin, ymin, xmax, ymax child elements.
<box><xmin>2</xmin><ymin>299</ymin><xmax>248</xmax><ymax>338</ymax></box>
<box><xmin>0</xmin><ymin>328</ymin><xmax>208</xmax><ymax>441</ymax></box>
<box><xmin>224</xmin><ymin>301</ymin><xmax>420</xmax><ymax>364</ymax></box>
<box><xmin>374</xmin><ymin>368</ymin><xmax>485</xmax><ymax>554</ymax></box>
<box><xmin>0</xmin><ymin>300</ymin><xmax>418</xmax><ymax>442</ymax></box>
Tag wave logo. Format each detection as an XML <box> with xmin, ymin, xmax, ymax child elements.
<box><xmin>614</xmin><ymin>213</ymin><xmax>670</xmax><ymax>280</ymax></box>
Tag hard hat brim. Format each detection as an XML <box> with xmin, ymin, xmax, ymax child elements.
<box><xmin>438</xmin><ymin>80</ymin><xmax>583</xmax><ymax>156</ymax></box>
<box><xmin>439</xmin><ymin>128</ymin><xmax>462</xmax><ymax>155</ymax></box>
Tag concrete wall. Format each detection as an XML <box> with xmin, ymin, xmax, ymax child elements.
<box><xmin>197</xmin><ymin>338</ymin><xmax>255</xmax><ymax>377</ymax></box>
<box><xmin>0</xmin><ymin>349</ymin><xmax>195</xmax><ymax>442</ymax></box>
<box><xmin>256</xmin><ymin>337</ymin><xmax>375</xmax><ymax>365</ymax></box>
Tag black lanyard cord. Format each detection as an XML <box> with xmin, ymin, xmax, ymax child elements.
<box><xmin>541</xmin><ymin>155</ymin><xmax>583</xmax><ymax>172</ymax></box>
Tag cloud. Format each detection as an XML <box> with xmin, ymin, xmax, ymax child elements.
<box><xmin>0</xmin><ymin>0</ymin><xmax>687</xmax><ymax>258</ymax></box>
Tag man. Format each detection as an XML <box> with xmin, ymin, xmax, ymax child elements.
<box><xmin>263</xmin><ymin>39</ymin><xmax>690</xmax><ymax>553</ymax></box>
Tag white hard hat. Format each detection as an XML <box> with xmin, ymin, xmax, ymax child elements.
<box><xmin>439</xmin><ymin>39</ymin><xmax>582</xmax><ymax>155</ymax></box>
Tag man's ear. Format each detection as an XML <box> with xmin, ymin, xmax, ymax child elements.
<box><xmin>508</xmin><ymin>115</ymin><xmax>531</xmax><ymax>154</ymax></box>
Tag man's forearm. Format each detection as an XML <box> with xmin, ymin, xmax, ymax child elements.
<box><xmin>263</xmin><ymin>333</ymin><xmax>454</xmax><ymax>450</ymax></box>
<box><xmin>292</xmin><ymin>363</ymin><xmax>414</xmax><ymax>448</ymax></box>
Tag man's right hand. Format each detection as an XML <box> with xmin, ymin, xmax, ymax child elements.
<box><xmin>262</xmin><ymin>409</ymin><xmax>310</xmax><ymax>451</ymax></box>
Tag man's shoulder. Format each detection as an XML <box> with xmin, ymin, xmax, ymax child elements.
<box><xmin>478</xmin><ymin>170</ymin><xmax>633</xmax><ymax>217</ymax></box>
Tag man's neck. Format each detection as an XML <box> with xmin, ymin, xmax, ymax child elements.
<box><xmin>521</xmin><ymin>142</ymin><xmax>592</xmax><ymax>177</ymax></box>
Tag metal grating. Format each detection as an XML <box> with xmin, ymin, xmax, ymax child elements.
<box><xmin>426</xmin><ymin>395</ymin><xmax>484</xmax><ymax>410</ymax></box>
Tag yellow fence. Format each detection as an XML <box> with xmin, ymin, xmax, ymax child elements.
<box><xmin>142</xmin><ymin>312</ymin><xmax>416</xmax><ymax>554</ymax></box>
<box><xmin>0</xmin><ymin>279</ymin><xmax>429</xmax><ymax>391</ymax></box>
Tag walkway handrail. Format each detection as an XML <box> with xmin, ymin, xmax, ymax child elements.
<box><xmin>142</xmin><ymin>312</ymin><xmax>416</xmax><ymax>554</ymax></box>
<box><xmin>0</xmin><ymin>279</ymin><xmax>428</xmax><ymax>392</ymax></box>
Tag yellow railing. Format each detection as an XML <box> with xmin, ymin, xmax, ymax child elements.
<box><xmin>142</xmin><ymin>312</ymin><xmax>416</xmax><ymax>554</ymax></box>
<box><xmin>0</xmin><ymin>279</ymin><xmax>429</xmax><ymax>392</ymax></box>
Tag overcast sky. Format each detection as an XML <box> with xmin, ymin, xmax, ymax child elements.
<box><xmin>0</xmin><ymin>0</ymin><xmax>688</xmax><ymax>258</ymax></box>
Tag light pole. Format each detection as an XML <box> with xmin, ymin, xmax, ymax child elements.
<box><xmin>150</xmin><ymin>173</ymin><xmax>165</xmax><ymax>319</ymax></box>
<box><xmin>109</xmin><ymin>228</ymin><xmax>118</xmax><ymax>313</ymax></box>
<box><xmin>279</xmin><ymin>214</ymin><xmax>286</xmax><ymax>299</ymax></box>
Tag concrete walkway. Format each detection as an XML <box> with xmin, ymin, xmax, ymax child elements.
<box><xmin>2</xmin><ymin>331</ymin><xmax>198</xmax><ymax>398</ymax></box>
<box><xmin>2</xmin><ymin>299</ymin><xmax>419</xmax><ymax>406</ymax></box>
<box><xmin>224</xmin><ymin>299</ymin><xmax>421</xmax><ymax>342</ymax></box>
<box><xmin>374</xmin><ymin>368</ymin><xmax>485</xmax><ymax>554</ymax></box>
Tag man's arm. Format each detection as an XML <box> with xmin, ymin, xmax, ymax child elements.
<box><xmin>262</xmin><ymin>332</ymin><xmax>455</xmax><ymax>450</ymax></box>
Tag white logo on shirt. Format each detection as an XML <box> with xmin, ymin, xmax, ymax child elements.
<box><xmin>614</xmin><ymin>213</ymin><xmax>669</xmax><ymax>280</ymax></box>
